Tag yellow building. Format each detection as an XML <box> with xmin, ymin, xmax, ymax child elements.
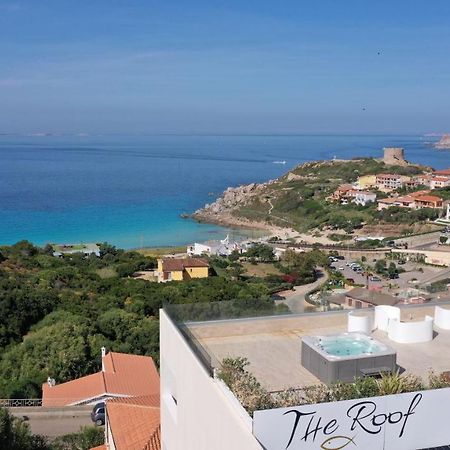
<box><xmin>157</xmin><ymin>257</ymin><xmax>209</xmax><ymax>282</ymax></box>
<box><xmin>356</xmin><ymin>174</ymin><xmax>376</xmax><ymax>189</ymax></box>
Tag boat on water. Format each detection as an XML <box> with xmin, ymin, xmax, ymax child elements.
<box><xmin>272</xmin><ymin>160</ymin><xmax>286</xmax><ymax>164</ymax></box>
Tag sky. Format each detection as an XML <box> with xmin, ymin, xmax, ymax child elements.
<box><xmin>0</xmin><ymin>0</ymin><xmax>450</xmax><ymax>134</ymax></box>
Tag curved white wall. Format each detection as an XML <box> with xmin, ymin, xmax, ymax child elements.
<box><xmin>374</xmin><ymin>306</ymin><xmax>401</xmax><ymax>332</ymax></box>
<box><xmin>387</xmin><ymin>316</ymin><xmax>434</xmax><ymax>344</ymax></box>
<box><xmin>347</xmin><ymin>311</ymin><xmax>372</xmax><ymax>334</ymax></box>
<box><xmin>434</xmin><ymin>306</ymin><xmax>450</xmax><ymax>330</ymax></box>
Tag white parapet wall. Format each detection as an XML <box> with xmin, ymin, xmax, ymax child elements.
<box><xmin>160</xmin><ymin>309</ymin><xmax>263</xmax><ymax>450</ymax></box>
<box><xmin>347</xmin><ymin>311</ymin><xmax>372</xmax><ymax>334</ymax></box>
<box><xmin>374</xmin><ymin>305</ymin><xmax>401</xmax><ymax>332</ymax></box>
<box><xmin>387</xmin><ymin>316</ymin><xmax>434</xmax><ymax>344</ymax></box>
<box><xmin>434</xmin><ymin>305</ymin><xmax>450</xmax><ymax>330</ymax></box>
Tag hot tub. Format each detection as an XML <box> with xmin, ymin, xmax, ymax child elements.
<box><xmin>301</xmin><ymin>333</ymin><xmax>397</xmax><ymax>384</ymax></box>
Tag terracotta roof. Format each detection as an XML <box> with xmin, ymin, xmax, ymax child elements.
<box><xmin>107</xmin><ymin>395</ymin><xmax>160</xmax><ymax>450</ymax></box>
<box><xmin>346</xmin><ymin>287</ymin><xmax>398</xmax><ymax>306</ymax></box>
<box><xmin>410</xmin><ymin>190</ymin><xmax>431</xmax><ymax>198</ymax></box>
<box><xmin>379</xmin><ymin>196</ymin><xmax>414</xmax><ymax>205</ymax></box>
<box><xmin>415</xmin><ymin>195</ymin><xmax>443</xmax><ymax>203</ymax></box>
<box><xmin>42</xmin><ymin>352</ymin><xmax>159</xmax><ymax>407</ymax></box>
<box><xmin>161</xmin><ymin>257</ymin><xmax>209</xmax><ymax>272</ymax></box>
<box><xmin>434</xmin><ymin>168</ymin><xmax>450</xmax><ymax>176</ymax></box>
<box><xmin>432</xmin><ymin>176</ymin><xmax>450</xmax><ymax>182</ymax></box>
<box><xmin>376</xmin><ymin>173</ymin><xmax>401</xmax><ymax>179</ymax></box>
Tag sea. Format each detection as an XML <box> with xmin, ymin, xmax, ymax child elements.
<box><xmin>0</xmin><ymin>134</ymin><xmax>448</xmax><ymax>249</ymax></box>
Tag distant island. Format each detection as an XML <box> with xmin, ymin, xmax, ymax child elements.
<box><xmin>435</xmin><ymin>134</ymin><xmax>450</xmax><ymax>149</ymax></box>
<box><xmin>193</xmin><ymin>147</ymin><xmax>450</xmax><ymax>242</ymax></box>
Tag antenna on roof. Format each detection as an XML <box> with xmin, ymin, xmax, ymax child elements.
<box><xmin>47</xmin><ymin>377</ymin><xmax>55</xmax><ymax>387</ymax></box>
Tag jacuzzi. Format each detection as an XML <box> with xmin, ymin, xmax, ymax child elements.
<box><xmin>301</xmin><ymin>333</ymin><xmax>397</xmax><ymax>384</ymax></box>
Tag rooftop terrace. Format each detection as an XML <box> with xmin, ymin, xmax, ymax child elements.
<box><xmin>167</xmin><ymin>302</ymin><xmax>450</xmax><ymax>392</ymax></box>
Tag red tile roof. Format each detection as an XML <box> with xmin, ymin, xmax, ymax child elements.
<box><xmin>415</xmin><ymin>195</ymin><xmax>443</xmax><ymax>203</ymax></box>
<box><xmin>434</xmin><ymin>168</ymin><xmax>450</xmax><ymax>176</ymax></box>
<box><xmin>376</xmin><ymin>173</ymin><xmax>402</xmax><ymax>179</ymax></box>
<box><xmin>161</xmin><ymin>257</ymin><xmax>209</xmax><ymax>272</ymax></box>
<box><xmin>42</xmin><ymin>352</ymin><xmax>159</xmax><ymax>407</ymax></box>
<box><xmin>107</xmin><ymin>395</ymin><xmax>160</xmax><ymax>450</ymax></box>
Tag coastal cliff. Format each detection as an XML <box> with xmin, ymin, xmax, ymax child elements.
<box><xmin>435</xmin><ymin>134</ymin><xmax>450</xmax><ymax>149</ymax></box>
<box><xmin>192</xmin><ymin>156</ymin><xmax>432</xmax><ymax>236</ymax></box>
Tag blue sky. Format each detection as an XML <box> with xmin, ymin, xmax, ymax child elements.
<box><xmin>1</xmin><ymin>0</ymin><xmax>449</xmax><ymax>134</ymax></box>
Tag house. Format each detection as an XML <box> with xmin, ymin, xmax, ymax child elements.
<box><xmin>328</xmin><ymin>184</ymin><xmax>359</xmax><ymax>203</ymax></box>
<box><xmin>343</xmin><ymin>287</ymin><xmax>399</xmax><ymax>309</ymax></box>
<box><xmin>377</xmin><ymin>195</ymin><xmax>415</xmax><ymax>211</ymax></box>
<box><xmin>103</xmin><ymin>395</ymin><xmax>161</xmax><ymax>450</ymax></box>
<box><xmin>353</xmin><ymin>191</ymin><xmax>377</xmax><ymax>206</ymax></box>
<box><xmin>434</xmin><ymin>168</ymin><xmax>450</xmax><ymax>177</ymax></box>
<box><xmin>377</xmin><ymin>191</ymin><xmax>444</xmax><ymax>211</ymax></box>
<box><xmin>187</xmin><ymin>235</ymin><xmax>247</xmax><ymax>257</ymax></box>
<box><xmin>430</xmin><ymin>176</ymin><xmax>450</xmax><ymax>190</ymax></box>
<box><xmin>413</xmin><ymin>174</ymin><xmax>432</xmax><ymax>188</ymax></box>
<box><xmin>356</xmin><ymin>174</ymin><xmax>376</xmax><ymax>190</ymax></box>
<box><xmin>414</xmin><ymin>194</ymin><xmax>444</xmax><ymax>209</ymax></box>
<box><xmin>156</xmin><ymin>257</ymin><xmax>209</xmax><ymax>282</ymax></box>
<box><xmin>375</xmin><ymin>173</ymin><xmax>409</xmax><ymax>191</ymax></box>
<box><xmin>42</xmin><ymin>349</ymin><xmax>160</xmax><ymax>407</ymax></box>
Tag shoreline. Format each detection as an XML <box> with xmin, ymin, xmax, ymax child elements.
<box><xmin>192</xmin><ymin>211</ymin><xmax>299</xmax><ymax>241</ymax></box>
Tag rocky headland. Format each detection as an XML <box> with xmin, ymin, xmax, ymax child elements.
<box><xmin>435</xmin><ymin>134</ymin><xmax>450</xmax><ymax>149</ymax></box>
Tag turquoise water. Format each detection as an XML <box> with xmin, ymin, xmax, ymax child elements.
<box><xmin>319</xmin><ymin>335</ymin><xmax>384</xmax><ymax>356</ymax></box>
<box><xmin>0</xmin><ymin>134</ymin><xmax>447</xmax><ymax>249</ymax></box>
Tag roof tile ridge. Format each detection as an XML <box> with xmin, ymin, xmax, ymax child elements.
<box><xmin>102</xmin><ymin>370</ymin><xmax>108</xmax><ymax>393</ymax></box>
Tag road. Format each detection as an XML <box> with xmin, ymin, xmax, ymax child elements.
<box><xmin>277</xmin><ymin>267</ymin><xmax>329</xmax><ymax>314</ymax></box>
<box><xmin>10</xmin><ymin>406</ymin><xmax>94</xmax><ymax>438</ymax></box>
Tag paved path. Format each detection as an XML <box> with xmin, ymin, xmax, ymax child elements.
<box><xmin>276</xmin><ymin>267</ymin><xmax>329</xmax><ymax>314</ymax></box>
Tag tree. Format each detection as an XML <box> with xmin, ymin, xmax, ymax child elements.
<box><xmin>244</xmin><ymin>244</ymin><xmax>275</xmax><ymax>262</ymax></box>
<box><xmin>375</xmin><ymin>259</ymin><xmax>387</xmax><ymax>274</ymax></box>
<box><xmin>51</xmin><ymin>426</ymin><xmax>103</xmax><ymax>450</ymax></box>
<box><xmin>0</xmin><ymin>407</ymin><xmax>48</xmax><ymax>450</ymax></box>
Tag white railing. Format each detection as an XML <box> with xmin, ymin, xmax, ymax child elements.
<box><xmin>0</xmin><ymin>399</ymin><xmax>42</xmax><ymax>407</ymax></box>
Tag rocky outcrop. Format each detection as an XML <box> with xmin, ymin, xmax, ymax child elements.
<box><xmin>435</xmin><ymin>134</ymin><xmax>450</xmax><ymax>149</ymax></box>
<box><xmin>193</xmin><ymin>182</ymin><xmax>268</xmax><ymax>218</ymax></box>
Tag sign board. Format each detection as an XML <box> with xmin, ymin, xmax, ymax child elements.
<box><xmin>253</xmin><ymin>388</ymin><xmax>450</xmax><ymax>450</ymax></box>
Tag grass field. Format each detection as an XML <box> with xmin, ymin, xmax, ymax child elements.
<box><xmin>136</xmin><ymin>246</ymin><xmax>187</xmax><ymax>257</ymax></box>
<box><xmin>241</xmin><ymin>262</ymin><xmax>282</xmax><ymax>277</ymax></box>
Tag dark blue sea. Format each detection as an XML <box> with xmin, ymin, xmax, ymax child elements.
<box><xmin>0</xmin><ymin>134</ymin><xmax>448</xmax><ymax>249</ymax></box>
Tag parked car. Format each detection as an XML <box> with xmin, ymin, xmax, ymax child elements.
<box><xmin>335</xmin><ymin>255</ymin><xmax>345</xmax><ymax>260</ymax></box>
<box><xmin>389</xmin><ymin>273</ymin><xmax>399</xmax><ymax>279</ymax></box>
<box><xmin>398</xmin><ymin>260</ymin><xmax>406</xmax><ymax>265</ymax></box>
<box><xmin>91</xmin><ymin>402</ymin><xmax>105</xmax><ymax>426</ymax></box>
<box><xmin>370</xmin><ymin>276</ymin><xmax>381</xmax><ymax>282</ymax></box>
<box><xmin>345</xmin><ymin>278</ymin><xmax>355</xmax><ymax>284</ymax></box>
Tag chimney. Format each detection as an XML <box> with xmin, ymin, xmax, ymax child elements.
<box><xmin>101</xmin><ymin>346</ymin><xmax>106</xmax><ymax>372</ymax></box>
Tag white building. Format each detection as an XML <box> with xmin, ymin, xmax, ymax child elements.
<box><xmin>160</xmin><ymin>302</ymin><xmax>450</xmax><ymax>450</ymax></box>
<box><xmin>187</xmin><ymin>235</ymin><xmax>247</xmax><ymax>257</ymax></box>
<box><xmin>352</xmin><ymin>191</ymin><xmax>377</xmax><ymax>206</ymax></box>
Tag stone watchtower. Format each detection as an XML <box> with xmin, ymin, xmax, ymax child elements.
<box><xmin>382</xmin><ymin>147</ymin><xmax>408</xmax><ymax>166</ymax></box>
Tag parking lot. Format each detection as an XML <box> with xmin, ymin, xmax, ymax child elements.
<box><xmin>329</xmin><ymin>255</ymin><xmax>447</xmax><ymax>293</ymax></box>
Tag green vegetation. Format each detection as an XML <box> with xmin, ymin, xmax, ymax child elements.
<box><xmin>51</xmin><ymin>426</ymin><xmax>104</xmax><ymax>450</ymax></box>
<box><xmin>0</xmin><ymin>409</ymin><xmax>103</xmax><ymax>450</ymax></box>
<box><xmin>230</xmin><ymin>158</ymin><xmax>432</xmax><ymax>234</ymax></box>
<box><xmin>0</xmin><ymin>241</ymin><xmax>327</xmax><ymax>399</ymax></box>
<box><xmin>0</xmin><ymin>407</ymin><xmax>47</xmax><ymax>449</ymax></box>
<box><xmin>217</xmin><ymin>357</ymin><xmax>449</xmax><ymax>416</ymax></box>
